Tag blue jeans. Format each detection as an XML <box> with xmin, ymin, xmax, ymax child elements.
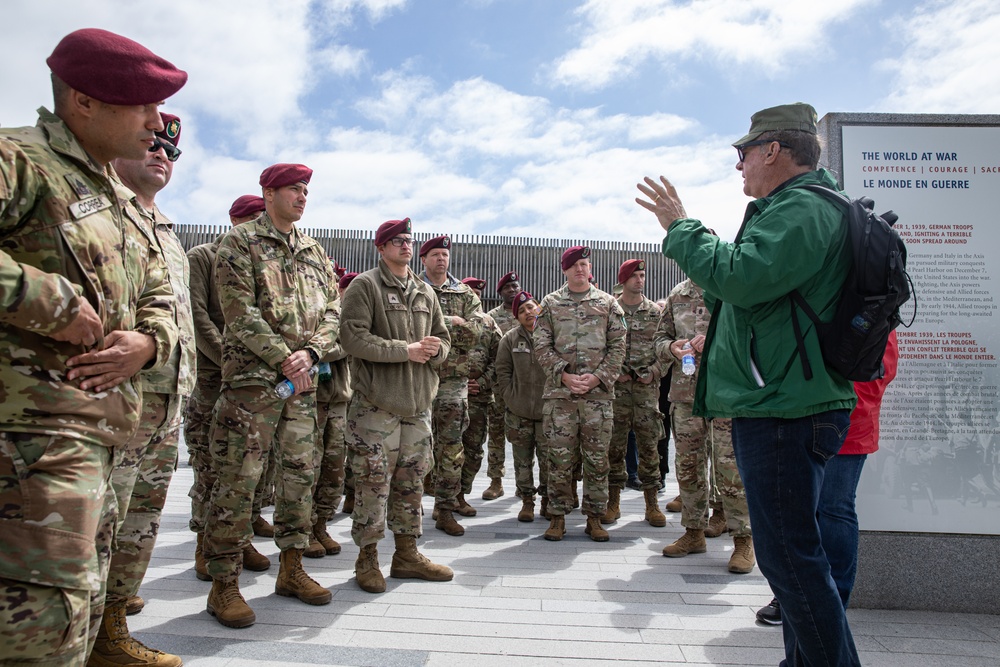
<box><xmin>818</xmin><ymin>454</ymin><xmax>867</xmax><ymax>608</ymax></box>
<box><xmin>732</xmin><ymin>410</ymin><xmax>859</xmax><ymax>667</ymax></box>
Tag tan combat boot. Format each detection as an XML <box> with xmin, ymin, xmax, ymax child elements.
<box><xmin>251</xmin><ymin>515</ymin><xmax>274</xmax><ymax>538</ymax></box>
<box><xmin>435</xmin><ymin>509</ymin><xmax>465</xmax><ymax>536</ymax></box>
<box><xmin>540</xmin><ymin>496</ymin><xmax>550</xmax><ymax>520</ymax></box>
<box><xmin>704</xmin><ymin>509</ymin><xmax>728</xmax><ymax>538</ymax></box>
<box><xmin>665</xmin><ymin>494</ymin><xmax>682</xmax><ymax>512</ymax></box>
<box><xmin>456</xmin><ymin>492</ymin><xmax>478</xmax><ymax>517</ymax></box>
<box><xmin>242</xmin><ymin>543</ymin><xmax>271</xmax><ymax>571</ymax></box>
<box><xmin>517</xmin><ymin>497</ymin><xmax>535</xmax><ymax>523</ymax></box>
<box><xmin>585</xmin><ymin>515</ymin><xmax>610</xmax><ymax>542</ymax></box>
<box><xmin>543</xmin><ymin>514</ymin><xmax>565</xmax><ymax>541</ymax></box>
<box><xmin>482</xmin><ymin>477</ymin><xmax>504</xmax><ymax>500</ymax></box>
<box><xmin>206</xmin><ymin>579</ymin><xmax>255</xmax><ymax>628</ymax></box>
<box><xmin>601</xmin><ymin>487</ymin><xmax>621</xmax><ymax>524</ymax></box>
<box><xmin>644</xmin><ymin>487</ymin><xmax>667</xmax><ymax>527</ymax></box>
<box><xmin>304</xmin><ymin>532</ymin><xmax>326</xmax><ymax>558</ymax></box>
<box><xmin>88</xmin><ymin>600</ymin><xmax>183</xmax><ymax>666</ymax></box>
<box><xmin>314</xmin><ymin>519</ymin><xmax>341</xmax><ymax>555</ymax></box>
<box><xmin>662</xmin><ymin>528</ymin><xmax>707</xmax><ymax>557</ymax></box>
<box><xmin>341</xmin><ymin>487</ymin><xmax>355</xmax><ymax>514</ymax></box>
<box><xmin>355</xmin><ymin>543</ymin><xmax>385</xmax><ymax>593</ymax></box>
<box><xmin>728</xmin><ymin>535</ymin><xmax>756</xmax><ymax>574</ymax></box>
<box><xmin>194</xmin><ymin>532</ymin><xmax>210</xmax><ymax>581</ymax></box>
<box><xmin>390</xmin><ymin>534</ymin><xmax>454</xmax><ymax>581</ymax></box>
<box><xmin>125</xmin><ymin>595</ymin><xmax>145</xmax><ymax>616</ymax></box>
<box><xmin>275</xmin><ymin>549</ymin><xmax>332</xmax><ymax>605</ymax></box>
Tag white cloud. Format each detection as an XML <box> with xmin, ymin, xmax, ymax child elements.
<box><xmin>550</xmin><ymin>0</ymin><xmax>873</xmax><ymax>91</ymax></box>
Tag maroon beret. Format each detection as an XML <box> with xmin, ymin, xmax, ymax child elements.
<box><xmin>512</xmin><ymin>290</ymin><xmax>535</xmax><ymax>318</ymax></box>
<box><xmin>339</xmin><ymin>272</ymin><xmax>359</xmax><ymax>291</ymax></box>
<box><xmin>617</xmin><ymin>259</ymin><xmax>646</xmax><ymax>285</ymax></box>
<box><xmin>157</xmin><ymin>113</ymin><xmax>181</xmax><ymax>146</ymax></box>
<box><xmin>228</xmin><ymin>194</ymin><xmax>266</xmax><ymax>219</ymax></box>
<box><xmin>462</xmin><ymin>277</ymin><xmax>486</xmax><ymax>291</ymax></box>
<box><xmin>419</xmin><ymin>235</ymin><xmax>451</xmax><ymax>257</ymax></box>
<box><xmin>47</xmin><ymin>28</ymin><xmax>187</xmax><ymax>105</ymax></box>
<box><xmin>332</xmin><ymin>261</ymin><xmax>347</xmax><ymax>279</ymax></box>
<box><xmin>374</xmin><ymin>218</ymin><xmax>412</xmax><ymax>246</ymax></box>
<box><xmin>560</xmin><ymin>245</ymin><xmax>591</xmax><ymax>271</ymax></box>
<box><xmin>496</xmin><ymin>271</ymin><xmax>519</xmax><ymax>292</ymax></box>
<box><xmin>259</xmin><ymin>163</ymin><xmax>312</xmax><ymax>189</ymax></box>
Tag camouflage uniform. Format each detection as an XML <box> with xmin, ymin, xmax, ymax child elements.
<box><xmin>484</xmin><ymin>304</ymin><xmax>519</xmax><ymax>477</ymax></box>
<box><xmin>340</xmin><ymin>260</ymin><xmax>451</xmax><ymax>546</ymax></box>
<box><xmin>0</xmin><ymin>111</ymin><xmax>177</xmax><ymax>665</ymax></box>
<box><xmin>460</xmin><ymin>313</ymin><xmax>502</xmax><ymax>494</ymax></box>
<box><xmin>105</xmin><ymin>186</ymin><xmax>196</xmax><ymax>609</ymax></box>
<box><xmin>535</xmin><ymin>285</ymin><xmax>627</xmax><ymax>517</ymax></box>
<box><xmin>610</xmin><ymin>296</ymin><xmax>665</xmax><ymax>491</ymax></box>
<box><xmin>204</xmin><ymin>213</ymin><xmax>340</xmax><ymax>582</ymax></box>
<box><xmin>495</xmin><ymin>325</ymin><xmax>549</xmax><ymax>499</ymax></box>
<box><xmin>313</xmin><ymin>342</ymin><xmax>351</xmax><ymax>523</ymax></box>
<box><xmin>654</xmin><ymin>279</ymin><xmax>750</xmax><ymax>536</ymax></box>
<box><xmin>421</xmin><ymin>272</ymin><xmax>483</xmax><ymax>512</ymax></box>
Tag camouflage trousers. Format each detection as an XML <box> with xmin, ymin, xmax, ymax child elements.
<box><xmin>312</xmin><ymin>399</ymin><xmax>348</xmax><ymax>523</ymax></box>
<box><xmin>347</xmin><ymin>392</ymin><xmax>432</xmax><ymax>548</ymax></box>
<box><xmin>486</xmin><ymin>395</ymin><xmax>507</xmax><ymax>478</ymax></box>
<box><xmin>203</xmin><ymin>385</ymin><xmax>318</xmax><ymax>583</ymax></box>
<box><xmin>543</xmin><ymin>398</ymin><xmax>613</xmax><ymax>517</ymax></box>
<box><xmin>610</xmin><ymin>380</ymin><xmax>665</xmax><ymax>491</ymax></box>
<box><xmin>506</xmin><ymin>411</ymin><xmax>548</xmax><ymax>499</ymax></box>
<box><xmin>671</xmin><ymin>402</ymin><xmax>750</xmax><ymax>536</ymax></box>
<box><xmin>460</xmin><ymin>397</ymin><xmax>489</xmax><ymax>495</ymax></box>
<box><xmin>0</xmin><ymin>432</ymin><xmax>116</xmax><ymax>666</ymax></box>
<box><xmin>106</xmin><ymin>392</ymin><xmax>182</xmax><ymax>607</ymax></box>
<box><xmin>431</xmin><ymin>395</ymin><xmax>468</xmax><ymax>511</ymax></box>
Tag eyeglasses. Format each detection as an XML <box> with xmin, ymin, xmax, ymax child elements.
<box><xmin>149</xmin><ymin>138</ymin><xmax>181</xmax><ymax>162</ymax></box>
<box><xmin>736</xmin><ymin>139</ymin><xmax>790</xmax><ymax>163</ymax></box>
<box><xmin>389</xmin><ymin>237</ymin><xmax>415</xmax><ymax>247</ymax></box>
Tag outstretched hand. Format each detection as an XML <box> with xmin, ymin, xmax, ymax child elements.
<box><xmin>636</xmin><ymin>175</ymin><xmax>687</xmax><ymax>232</ymax></box>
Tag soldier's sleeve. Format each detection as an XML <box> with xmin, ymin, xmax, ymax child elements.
<box><xmin>447</xmin><ymin>288</ymin><xmax>484</xmax><ymax>350</ymax></box>
<box><xmin>639</xmin><ymin>302</ymin><xmax>665</xmax><ymax>381</ymax></box>
<box><xmin>305</xmin><ymin>260</ymin><xmax>342</xmax><ymax>362</ymax></box>
<box><xmin>0</xmin><ymin>140</ymin><xmax>89</xmax><ymax>336</ymax></box>
<box><xmin>494</xmin><ymin>332</ymin><xmax>514</xmax><ymax>404</ymax></box>
<box><xmin>187</xmin><ymin>246</ymin><xmax>223</xmax><ymax>367</ymax></box>
<box><xmin>427</xmin><ymin>292</ymin><xmax>452</xmax><ymax>369</ymax></box>
<box><xmin>132</xmin><ymin>240</ymin><xmax>179</xmax><ymax>373</ymax></box>
<box><xmin>340</xmin><ymin>278</ymin><xmax>410</xmax><ymax>363</ymax></box>
<box><xmin>478</xmin><ymin>318</ymin><xmax>502</xmax><ymax>393</ymax></box>
<box><xmin>532</xmin><ymin>296</ymin><xmax>568</xmax><ymax>385</ymax></box>
<box><xmin>215</xmin><ymin>229</ymin><xmax>292</xmax><ymax>369</ymax></box>
<box><xmin>593</xmin><ymin>297</ymin><xmax>627</xmax><ymax>391</ymax></box>
<box><xmin>654</xmin><ymin>295</ymin><xmax>680</xmax><ymax>368</ymax></box>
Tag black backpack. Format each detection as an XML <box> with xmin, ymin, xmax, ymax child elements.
<box><xmin>789</xmin><ymin>184</ymin><xmax>914</xmax><ymax>382</ymax></box>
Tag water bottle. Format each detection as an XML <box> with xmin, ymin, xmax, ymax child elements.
<box><xmin>274</xmin><ymin>364</ymin><xmax>320</xmax><ymax>398</ymax></box>
<box><xmin>681</xmin><ymin>342</ymin><xmax>696</xmax><ymax>376</ymax></box>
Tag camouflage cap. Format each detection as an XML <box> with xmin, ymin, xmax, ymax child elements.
<box><xmin>732</xmin><ymin>102</ymin><xmax>818</xmax><ymax>146</ymax></box>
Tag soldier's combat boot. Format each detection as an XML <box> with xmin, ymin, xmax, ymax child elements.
<box><xmin>644</xmin><ymin>487</ymin><xmax>667</xmax><ymax>527</ymax></box>
<box><xmin>518</xmin><ymin>497</ymin><xmax>535</xmax><ymax>522</ymax></box>
<box><xmin>89</xmin><ymin>600</ymin><xmax>183</xmax><ymax>666</ymax></box>
<box><xmin>275</xmin><ymin>549</ymin><xmax>332</xmax><ymax>605</ymax></box>
<box><xmin>662</xmin><ymin>528</ymin><xmax>707</xmax><ymax>557</ymax></box>
<box><xmin>704</xmin><ymin>509</ymin><xmax>728</xmax><ymax>538</ymax></box>
<box><xmin>355</xmin><ymin>543</ymin><xmax>386</xmax><ymax>593</ymax></box>
<box><xmin>125</xmin><ymin>595</ymin><xmax>145</xmax><ymax>616</ymax></box>
<box><xmin>341</xmin><ymin>487</ymin><xmax>355</xmax><ymax>514</ymax></box>
<box><xmin>665</xmin><ymin>494</ymin><xmax>682</xmax><ymax>512</ymax></box>
<box><xmin>314</xmin><ymin>519</ymin><xmax>341</xmax><ymax>555</ymax></box>
<box><xmin>242</xmin><ymin>543</ymin><xmax>271</xmax><ymax>571</ymax></box>
<box><xmin>435</xmin><ymin>509</ymin><xmax>465</xmax><ymax>536</ymax></box>
<box><xmin>304</xmin><ymin>531</ymin><xmax>326</xmax><ymax>558</ymax></box>
<box><xmin>543</xmin><ymin>514</ymin><xmax>565</xmax><ymax>541</ymax></box>
<box><xmin>456</xmin><ymin>492</ymin><xmax>478</xmax><ymax>517</ymax></box>
<box><xmin>728</xmin><ymin>535</ymin><xmax>756</xmax><ymax>574</ymax></box>
<box><xmin>207</xmin><ymin>579</ymin><xmax>255</xmax><ymax>629</ymax></box>
<box><xmin>482</xmin><ymin>477</ymin><xmax>504</xmax><ymax>500</ymax></box>
<box><xmin>585</xmin><ymin>515</ymin><xmax>610</xmax><ymax>542</ymax></box>
<box><xmin>540</xmin><ymin>496</ymin><xmax>551</xmax><ymax>520</ymax></box>
<box><xmin>194</xmin><ymin>532</ymin><xmax>210</xmax><ymax>581</ymax></box>
<box><xmin>601</xmin><ymin>487</ymin><xmax>621</xmax><ymax>524</ymax></box>
<box><xmin>251</xmin><ymin>515</ymin><xmax>274</xmax><ymax>538</ymax></box>
<box><xmin>390</xmin><ymin>534</ymin><xmax>454</xmax><ymax>581</ymax></box>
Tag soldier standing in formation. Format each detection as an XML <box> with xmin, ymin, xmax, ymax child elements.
<box><xmin>203</xmin><ymin>163</ymin><xmax>341</xmax><ymax>628</ymax></box>
<box><xmin>340</xmin><ymin>218</ymin><xmax>454</xmax><ymax>593</ymax></box>
<box><xmin>0</xmin><ymin>28</ymin><xmax>186</xmax><ymax>665</ymax></box>
<box><xmin>534</xmin><ymin>246</ymin><xmax>627</xmax><ymax>542</ymax></box>
<box><xmin>482</xmin><ymin>271</ymin><xmax>522</xmax><ymax>499</ymax></box>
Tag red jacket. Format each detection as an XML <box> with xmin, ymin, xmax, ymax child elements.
<box><xmin>839</xmin><ymin>331</ymin><xmax>899</xmax><ymax>455</ymax></box>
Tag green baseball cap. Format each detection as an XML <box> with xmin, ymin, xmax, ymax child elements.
<box><xmin>732</xmin><ymin>102</ymin><xmax>818</xmax><ymax>146</ymax></box>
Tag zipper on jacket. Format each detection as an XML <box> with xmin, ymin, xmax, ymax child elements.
<box><xmin>749</xmin><ymin>329</ymin><xmax>766</xmax><ymax>388</ymax></box>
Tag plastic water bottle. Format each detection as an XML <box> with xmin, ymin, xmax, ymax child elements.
<box><xmin>274</xmin><ymin>364</ymin><xmax>319</xmax><ymax>398</ymax></box>
<box><xmin>681</xmin><ymin>342</ymin><xmax>696</xmax><ymax>376</ymax></box>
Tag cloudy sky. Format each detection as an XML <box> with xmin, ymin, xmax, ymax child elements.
<box><xmin>3</xmin><ymin>0</ymin><xmax>998</xmax><ymax>242</ymax></box>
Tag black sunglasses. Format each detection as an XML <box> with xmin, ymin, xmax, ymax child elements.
<box><xmin>736</xmin><ymin>139</ymin><xmax>790</xmax><ymax>163</ymax></box>
<box><xmin>149</xmin><ymin>138</ymin><xmax>182</xmax><ymax>162</ymax></box>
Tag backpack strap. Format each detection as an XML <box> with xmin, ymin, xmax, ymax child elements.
<box><xmin>789</xmin><ymin>290</ymin><xmax>821</xmax><ymax>381</ymax></box>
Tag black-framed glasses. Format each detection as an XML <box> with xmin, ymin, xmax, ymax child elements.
<box><xmin>736</xmin><ymin>139</ymin><xmax>790</xmax><ymax>163</ymax></box>
<box><xmin>149</xmin><ymin>138</ymin><xmax>181</xmax><ymax>162</ymax></box>
<box><xmin>389</xmin><ymin>236</ymin><xmax>415</xmax><ymax>247</ymax></box>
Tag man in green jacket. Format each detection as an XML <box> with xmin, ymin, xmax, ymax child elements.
<box><xmin>637</xmin><ymin>103</ymin><xmax>860</xmax><ymax>667</ymax></box>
